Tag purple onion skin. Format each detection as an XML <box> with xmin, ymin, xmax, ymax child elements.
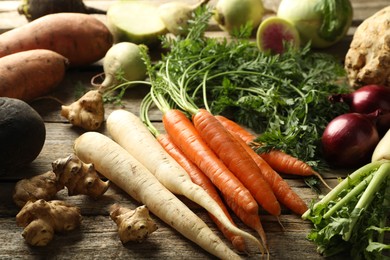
<box><xmin>329</xmin><ymin>85</ymin><xmax>390</xmax><ymax>137</ymax></box>
<box><xmin>321</xmin><ymin>113</ymin><xmax>380</xmax><ymax>168</ymax></box>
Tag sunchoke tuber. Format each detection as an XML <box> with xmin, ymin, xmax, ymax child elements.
<box><xmin>61</xmin><ymin>90</ymin><xmax>104</xmax><ymax>130</ymax></box>
<box><xmin>110</xmin><ymin>204</ymin><xmax>158</xmax><ymax>244</ymax></box>
<box><xmin>345</xmin><ymin>6</ymin><xmax>390</xmax><ymax>88</ymax></box>
<box><xmin>16</xmin><ymin>199</ymin><xmax>82</xmax><ymax>246</ymax></box>
<box><xmin>52</xmin><ymin>154</ymin><xmax>109</xmax><ymax>198</ymax></box>
<box><xmin>13</xmin><ymin>171</ymin><xmax>64</xmax><ymax>208</ymax></box>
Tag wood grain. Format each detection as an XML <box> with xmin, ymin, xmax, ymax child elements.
<box><xmin>0</xmin><ymin>1</ymin><xmax>387</xmax><ymax>259</ymax></box>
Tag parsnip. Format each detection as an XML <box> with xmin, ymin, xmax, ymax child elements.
<box><xmin>73</xmin><ymin>131</ymin><xmax>241</xmax><ymax>259</ymax></box>
<box><xmin>106</xmin><ymin>109</ymin><xmax>264</xmax><ymax>253</ymax></box>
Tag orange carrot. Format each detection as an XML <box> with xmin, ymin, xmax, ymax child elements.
<box><xmin>224</xmin><ymin>196</ymin><xmax>268</xmax><ymax>253</ymax></box>
<box><xmin>162</xmin><ymin>109</ymin><xmax>259</xmax><ymax>216</ymax></box>
<box><xmin>214</xmin><ymin>115</ymin><xmax>256</xmax><ymax>144</ymax></box>
<box><xmin>193</xmin><ymin>109</ymin><xmax>281</xmax><ymax>216</ymax></box>
<box><xmin>231</xmin><ymin>132</ymin><xmax>309</xmax><ymax>215</ymax></box>
<box><xmin>215</xmin><ymin>115</ymin><xmax>331</xmax><ymax>189</ymax></box>
<box><xmin>157</xmin><ymin>133</ymin><xmax>247</xmax><ymax>253</ymax></box>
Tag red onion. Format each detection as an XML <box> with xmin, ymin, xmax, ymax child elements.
<box><xmin>321</xmin><ymin>112</ymin><xmax>380</xmax><ymax>168</ymax></box>
<box><xmin>329</xmin><ymin>85</ymin><xmax>390</xmax><ymax>136</ymax></box>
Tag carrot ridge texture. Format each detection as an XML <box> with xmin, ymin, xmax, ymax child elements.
<box><xmin>232</xmin><ymin>132</ymin><xmax>309</xmax><ymax>215</ymax></box>
<box><xmin>73</xmin><ymin>132</ymin><xmax>241</xmax><ymax>259</ymax></box>
<box><xmin>215</xmin><ymin>115</ymin><xmax>321</xmax><ymax>178</ymax></box>
<box><xmin>161</xmin><ymin>109</ymin><xmax>259</xmax><ymax>216</ymax></box>
<box><xmin>193</xmin><ymin>109</ymin><xmax>281</xmax><ymax>216</ymax></box>
<box><xmin>157</xmin><ymin>133</ymin><xmax>247</xmax><ymax>253</ymax></box>
<box><xmin>106</xmin><ymin>109</ymin><xmax>263</xmax><ymax>253</ymax></box>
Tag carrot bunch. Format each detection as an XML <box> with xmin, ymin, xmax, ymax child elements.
<box><xmin>134</xmin><ymin>47</ymin><xmax>331</xmax><ymax>254</ymax></box>
<box><xmin>140</xmin><ymin>81</ymin><xmax>324</xmax><ymax>253</ymax></box>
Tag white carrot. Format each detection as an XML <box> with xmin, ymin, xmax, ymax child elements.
<box><xmin>106</xmin><ymin>109</ymin><xmax>264</xmax><ymax>253</ymax></box>
<box><xmin>73</xmin><ymin>131</ymin><xmax>241</xmax><ymax>259</ymax></box>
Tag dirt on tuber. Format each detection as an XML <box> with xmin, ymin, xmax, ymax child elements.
<box><xmin>61</xmin><ymin>90</ymin><xmax>105</xmax><ymax>131</ymax></box>
<box><xmin>16</xmin><ymin>199</ymin><xmax>82</xmax><ymax>246</ymax></box>
<box><xmin>52</xmin><ymin>154</ymin><xmax>109</xmax><ymax>199</ymax></box>
<box><xmin>13</xmin><ymin>171</ymin><xmax>64</xmax><ymax>208</ymax></box>
<box><xmin>110</xmin><ymin>204</ymin><xmax>158</xmax><ymax>244</ymax></box>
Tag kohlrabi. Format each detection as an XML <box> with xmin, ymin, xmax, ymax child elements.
<box><xmin>277</xmin><ymin>0</ymin><xmax>353</xmax><ymax>48</ymax></box>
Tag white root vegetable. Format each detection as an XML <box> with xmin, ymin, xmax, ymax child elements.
<box><xmin>99</xmin><ymin>42</ymin><xmax>147</xmax><ymax>93</ymax></box>
<box><xmin>372</xmin><ymin>128</ymin><xmax>390</xmax><ymax>162</ymax></box>
<box><xmin>73</xmin><ymin>131</ymin><xmax>241</xmax><ymax>259</ymax></box>
<box><xmin>106</xmin><ymin>109</ymin><xmax>264</xmax><ymax>253</ymax></box>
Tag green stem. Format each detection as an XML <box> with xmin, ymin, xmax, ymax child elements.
<box><xmin>323</xmin><ymin>173</ymin><xmax>374</xmax><ymax>219</ymax></box>
<box><xmin>343</xmin><ymin>162</ymin><xmax>390</xmax><ymax>241</ymax></box>
<box><xmin>140</xmin><ymin>92</ymin><xmax>159</xmax><ymax>137</ymax></box>
<box><xmin>302</xmin><ymin>160</ymin><xmax>385</xmax><ymax>219</ymax></box>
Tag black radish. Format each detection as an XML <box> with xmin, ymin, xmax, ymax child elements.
<box><xmin>18</xmin><ymin>0</ymin><xmax>106</xmax><ymax>22</ymax></box>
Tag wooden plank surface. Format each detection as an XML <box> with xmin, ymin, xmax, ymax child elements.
<box><xmin>0</xmin><ymin>0</ymin><xmax>388</xmax><ymax>259</ymax></box>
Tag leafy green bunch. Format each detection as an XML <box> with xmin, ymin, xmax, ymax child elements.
<box><xmin>151</xmin><ymin>6</ymin><xmax>350</xmax><ymax>168</ymax></box>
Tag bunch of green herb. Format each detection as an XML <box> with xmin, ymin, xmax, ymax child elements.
<box><xmin>302</xmin><ymin>160</ymin><xmax>390</xmax><ymax>259</ymax></box>
<box><xmin>149</xmin><ymin>6</ymin><xmax>349</xmax><ymax>168</ymax></box>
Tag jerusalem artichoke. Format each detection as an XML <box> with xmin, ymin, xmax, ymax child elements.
<box><xmin>16</xmin><ymin>199</ymin><xmax>82</xmax><ymax>246</ymax></box>
<box><xmin>61</xmin><ymin>90</ymin><xmax>104</xmax><ymax>131</ymax></box>
<box><xmin>52</xmin><ymin>154</ymin><xmax>109</xmax><ymax>199</ymax></box>
<box><xmin>13</xmin><ymin>171</ymin><xmax>64</xmax><ymax>208</ymax></box>
<box><xmin>109</xmin><ymin>204</ymin><xmax>158</xmax><ymax>244</ymax></box>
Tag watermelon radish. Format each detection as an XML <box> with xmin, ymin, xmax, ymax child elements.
<box><xmin>256</xmin><ymin>16</ymin><xmax>300</xmax><ymax>54</ymax></box>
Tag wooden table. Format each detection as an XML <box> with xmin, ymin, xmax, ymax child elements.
<box><xmin>0</xmin><ymin>1</ymin><xmax>388</xmax><ymax>259</ymax></box>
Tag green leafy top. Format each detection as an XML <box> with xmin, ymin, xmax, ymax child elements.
<box><xmin>148</xmin><ymin>6</ymin><xmax>350</xmax><ymax>168</ymax></box>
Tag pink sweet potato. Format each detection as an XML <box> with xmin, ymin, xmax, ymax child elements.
<box><xmin>0</xmin><ymin>13</ymin><xmax>113</xmax><ymax>67</ymax></box>
<box><xmin>0</xmin><ymin>49</ymin><xmax>68</xmax><ymax>101</ymax></box>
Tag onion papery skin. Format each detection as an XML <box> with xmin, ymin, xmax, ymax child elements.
<box><xmin>329</xmin><ymin>85</ymin><xmax>390</xmax><ymax>136</ymax></box>
<box><xmin>321</xmin><ymin>113</ymin><xmax>380</xmax><ymax>168</ymax></box>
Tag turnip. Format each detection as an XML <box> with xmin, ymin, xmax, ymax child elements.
<box><xmin>107</xmin><ymin>1</ymin><xmax>167</xmax><ymax>45</ymax></box>
<box><xmin>214</xmin><ymin>0</ymin><xmax>265</xmax><ymax>35</ymax></box>
<box><xmin>158</xmin><ymin>0</ymin><xmax>210</xmax><ymax>35</ymax></box>
<box><xmin>256</xmin><ymin>16</ymin><xmax>300</xmax><ymax>54</ymax></box>
<box><xmin>98</xmin><ymin>42</ymin><xmax>147</xmax><ymax>93</ymax></box>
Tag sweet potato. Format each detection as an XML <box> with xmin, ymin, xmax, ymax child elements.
<box><xmin>0</xmin><ymin>13</ymin><xmax>113</xmax><ymax>67</ymax></box>
<box><xmin>0</xmin><ymin>49</ymin><xmax>68</xmax><ymax>101</ymax></box>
